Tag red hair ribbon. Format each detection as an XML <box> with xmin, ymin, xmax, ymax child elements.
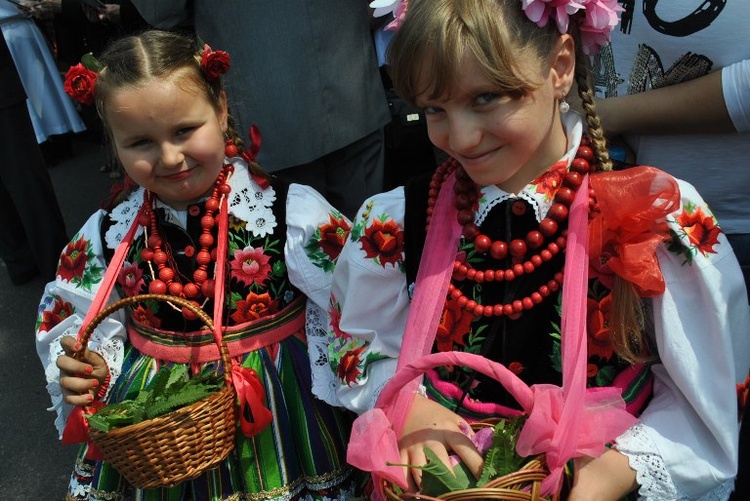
<box><xmin>241</xmin><ymin>125</ymin><xmax>269</xmax><ymax>189</ymax></box>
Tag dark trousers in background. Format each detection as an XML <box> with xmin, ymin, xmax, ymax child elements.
<box><xmin>275</xmin><ymin>128</ymin><xmax>385</xmax><ymax>220</ymax></box>
<box><xmin>0</xmin><ymin>101</ymin><xmax>68</xmax><ymax>284</ymax></box>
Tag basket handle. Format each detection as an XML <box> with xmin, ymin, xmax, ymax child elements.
<box><xmin>74</xmin><ymin>189</ymin><xmax>232</xmax><ymax>383</ymax></box>
<box><xmin>377</xmin><ymin>351</ymin><xmax>534</xmax><ymax>414</ymax></box>
<box><xmin>77</xmin><ymin>293</ymin><xmax>233</xmax><ymax>380</ymax></box>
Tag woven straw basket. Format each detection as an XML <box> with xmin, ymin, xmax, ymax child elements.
<box><xmin>382</xmin><ymin>419</ymin><xmax>554</xmax><ymax>501</ymax></box>
<box><xmin>79</xmin><ymin>293</ymin><xmax>237</xmax><ymax>489</ymax></box>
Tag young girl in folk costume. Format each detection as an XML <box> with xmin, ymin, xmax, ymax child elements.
<box><xmin>35</xmin><ymin>30</ymin><xmax>364</xmax><ymax>500</ymax></box>
<box><xmin>321</xmin><ymin>0</ymin><xmax>750</xmax><ymax>499</ymax></box>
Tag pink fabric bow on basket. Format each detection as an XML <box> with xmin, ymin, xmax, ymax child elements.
<box><xmin>347</xmin><ymin>171</ymin><xmax>637</xmax><ymax>499</ymax></box>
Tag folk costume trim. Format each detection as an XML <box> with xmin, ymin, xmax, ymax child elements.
<box><xmin>104</xmin><ymin>159</ymin><xmax>277</xmax><ymax>251</ymax></box>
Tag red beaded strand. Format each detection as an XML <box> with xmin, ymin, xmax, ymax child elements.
<box><xmin>427</xmin><ymin>139</ymin><xmax>595</xmax><ymax>318</ymax></box>
<box><xmin>138</xmin><ymin>164</ymin><xmax>233</xmax><ymax>318</ymax></box>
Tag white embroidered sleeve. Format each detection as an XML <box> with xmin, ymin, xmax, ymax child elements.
<box><xmin>328</xmin><ymin>188</ymin><xmax>411</xmax><ymax>414</ymax></box>
<box><xmin>35</xmin><ymin>209</ymin><xmax>128</xmax><ymax>438</ymax></box>
<box><xmin>621</xmin><ymin>179</ymin><xmax>749</xmax><ymax>498</ymax></box>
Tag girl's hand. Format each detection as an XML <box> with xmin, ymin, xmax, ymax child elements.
<box><xmin>568</xmin><ymin>449</ymin><xmax>638</xmax><ymax>501</ymax></box>
<box><xmin>398</xmin><ymin>395</ymin><xmax>484</xmax><ymax>491</ymax></box>
<box><xmin>56</xmin><ymin>336</ymin><xmax>108</xmax><ymax>407</ymax></box>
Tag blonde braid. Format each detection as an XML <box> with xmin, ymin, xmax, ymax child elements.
<box><xmin>571</xmin><ymin>35</ymin><xmax>654</xmax><ymax>362</ymax></box>
<box><xmin>573</xmin><ymin>42</ymin><xmax>612</xmax><ymax>172</ymax></box>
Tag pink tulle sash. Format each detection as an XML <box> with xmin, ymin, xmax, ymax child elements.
<box><xmin>347</xmin><ymin>172</ymin><xmax>637</xmax><ymax>499</ymax></box>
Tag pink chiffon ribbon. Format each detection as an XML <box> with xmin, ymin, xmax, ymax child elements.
<box><xmin>348</xmin><ymin>172</ymin><xmax>637</xmax><ymax>499</ymax></box>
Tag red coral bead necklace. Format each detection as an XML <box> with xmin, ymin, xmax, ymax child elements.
<box><xmin>427</xmin><ymin>139</ymin><xmax>596</xmax><ymax>318</ymax></box>
<box><xmin>138</xmin><ymin>164</ymin><xmax>234</xmax><ymax>318</ymax></box>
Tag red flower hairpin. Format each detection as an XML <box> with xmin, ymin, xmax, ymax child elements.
<box><xmin>64</xmin><ymin>53</ymin><xmax>101</xmax><ymax>106</ymax></box>
<box><xmin>200</xmin><ymin>44</ymin><xmax>231</xmax><ymax>81</ymax></box>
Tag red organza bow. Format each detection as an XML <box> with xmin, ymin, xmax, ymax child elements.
<box><xmin>62</xmin><ymin>401</ymin><xmax>105</xmax><ymax>460</ymax></box>
<box><xmin>231</xmin><ymin>364</ymin><xmax>273</xmax><ymax>436</ymax></box>
<box><xmin>589</xmin><ymin>166</ymin><xmax>680</xmax><ymax>297</ymax></box>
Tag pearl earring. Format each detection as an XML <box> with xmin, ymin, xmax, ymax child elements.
<box><xmin>559</xmin><ymin>98</ymin><xmax>570</xmax><ymax>114</ymax></box>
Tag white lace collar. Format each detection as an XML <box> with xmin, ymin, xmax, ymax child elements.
<box><xmin>474</xmin><ymin>112</ymin><xmax>583</xmax><ymax>226</ymax></box>
<box><xmin>104</xmin><ymin>159</ymin><xmax>277</xmax><ymax>250</ymax></box>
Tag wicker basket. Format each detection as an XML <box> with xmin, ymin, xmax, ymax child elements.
<box><xmin>79</xmin><ymin>293</ymin><xmax>238</xmax><ymax>489</ymax></box>
<box><xmin>382</xmin><ymin>419</ymin><xmax>553</xmax><ymax>501</ymax></box>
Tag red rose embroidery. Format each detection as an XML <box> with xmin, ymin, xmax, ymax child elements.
<box><xmin>532</xmin><ymin>160</ymin><xmax>567</xmax><ymax>198</ymax></box>
<box><xmin>200</xmin><ymin>44</ymin><xmax>231</xmax><ymax>81</ymax></box>
<box><xmin>64</xmin><ymin>63</ymin><xmax>97</xmax><ymax>105</ymax></box>
<box><xmin>117</xmin><ymin>262</ymin><xmax>144</xmax><ymax>297</ymax></box>
<box><xmin>435</xmin><ymin>298</ymin><xmax>473</xmax><ymax>352</ymax></box>
<box><xmin>231</xmin><ymin>292</ymin><xmax>278</xmax><ymax>324</ymax></box>
<box><xmin>587</xmin><ymin>294</ymin><xmax>614</xmax><ymax>361</ymax></box>
<box><xmin>358</xmin><ymin>218</ymin><xmax>404</xmax><ymax>267</ymax></box>
<box><xmin>39</xmin><ymin>297</ymin><xmax>74</xmax><ymax>332</ymax></box>
<box><xmin>318</xmin><ymin>215</ymin><xmax>351</xmax><ymax>260</ymax></box>
<box><xmin>677</xmin><ymin>206</ymin><xmax>722</xmax><ymax>255</ymax></box>
<box><xmin>230</xmin><ymin>246</ymin><xmax>272</xmax><ymax>287</ymax></box>
<box><xmin>338</xmin><ymin>345</ymin><xmax>366</xmax><ymax>386</ymax></box>
<box><xmin>58</xmin><ymin>237</ymin><xmax>89</xmax><ymax>282</ymax></box>
<box><xmin>131</xmin><ymin>305</ymin><xmax>162</xmax><ymax>328</ymax></box>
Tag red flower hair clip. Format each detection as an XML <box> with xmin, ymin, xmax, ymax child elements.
<box><xmin>200</xmin><ymin>43</ymin><xmax>231</xmax><ymax>81</ymax></box>
<box><xmin>63</xmin><ymin>53</ymin><xmax>101</xmax><ymax>106</ymax></box>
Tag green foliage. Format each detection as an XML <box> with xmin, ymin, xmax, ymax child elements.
<box><xmin>477</xmin><ymin>417</ymin><xmax>526</xmax><ymax>486</ymax></box>
<box><xmin>419</xmin><ymin>448</ymin><xmax>476</xmax><ymax>496</ymax></box>
<box><xmin>86</xmin><ymin>365</ymin><xmax>223</xmax><ymax>433</ymax></box>
<box><xmin>388</xmin><ymin>418</ymin><xmax>532</xmax><ymax>497</ymax></box>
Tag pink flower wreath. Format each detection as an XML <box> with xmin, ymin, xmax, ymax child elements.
<box><xmin>371</xmin><ymin>0</ymin><xmax>623</xmax><ymax>54</ymax></box>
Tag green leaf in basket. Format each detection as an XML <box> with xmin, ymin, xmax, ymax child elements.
<box><xmin>145</xmin><ymin>382</ymin><xmax>222</xmax><ymax>419</ymax></box>
<box><xmin>418</xmin><ymin>447</ymin><xmax>474</xmax><ymax>496</ymax></box>
<box><xmin>477</xmin><ymin>417</ymin><xmax>526</xmax><ymax>486</ymax></box>
<box><xmin>86</xmin><ymin>402</ymin><xmax>137</xmax><ymax>432</ymax></box>
<box><xmin>87</xmin><ymin>364</ymin><xmax>223</xmax><ymax>432</ymax></box>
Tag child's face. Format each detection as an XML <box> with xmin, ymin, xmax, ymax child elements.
<box><xmin>416</xmin><ymin>49</ymin><xmax>572</xmax><ymax>193</ymax></box>
<box><xmin>105</xmin><ymin>77</ymin><xmax>228</xmax><ymax>210</ymax></box>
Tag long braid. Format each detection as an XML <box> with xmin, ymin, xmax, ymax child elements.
<box><xmin>571</xmin><ymin>28</ymin><xmax>652</xmax><ymax>362</ymax></box>
<box><xmin>573</xmin><ymin>39</ymin><xmax>613</xmax><ymax>172</ymax></box>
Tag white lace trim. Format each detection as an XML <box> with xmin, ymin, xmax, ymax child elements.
<box><xmin>615</xmin><ymin>423</ymin><xmax>735</xmax><ymax>500</ymax></box>
<box><xmin>306</xmin><ymin>300</ymin><xmax>341</xmax><ymax>407</ymax></box>
<box><xmin>103</xmin><ymin>160</ymin><xmax>277</xmax><ymax>249</ymax></box>
<box><xmin>475</xmin><ymin>186</ymin><xmax>549</xmax><ymax>226</ymax></box>
<box><xmin>46</xmin><ymin>323</ymin><xmax>124</xmax><ymax>435</ymax></box>
<box><xmin>104</xmin><ymin>187</ymin><xmax>145</xmax><ymax>250</ymax></box>
<box><xmin>227</xmin><ymin>158</ymin><xmax>277</xmax><ymax>237</ymax></box>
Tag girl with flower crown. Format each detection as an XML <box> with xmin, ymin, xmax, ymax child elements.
<box><xmin>318</xmin><ymin>0</ymin><xmax>750</xmax><ymax>499</ymax></box>
<box><xmin>35</xmin><ymin>30</ymin><xmax>365</xmax><ymax>500</ymax></box>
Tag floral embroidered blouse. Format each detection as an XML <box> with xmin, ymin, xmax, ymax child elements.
<box><xmin>35</xmin><ymin>159</ymin><xmax>350</xmax><ymax>437</ymax></box>
<box><xmin>317</xmin><ymin>114</ymin><xmax>750</xmax><ymax>500</ymax></box>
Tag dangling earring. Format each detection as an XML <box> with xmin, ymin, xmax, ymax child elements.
<box><xmin>559</xmin><ymin>97</ymin><xmax>570</xmax><ymax>114</ymax></box>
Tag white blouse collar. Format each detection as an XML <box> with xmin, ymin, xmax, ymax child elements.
<box><xmin>474</xmin><ymin>112</ymin><xmax>583</xmax><ymax>226</ymax></box>
<box><xmin>104</xmin><ymin>159</ymin><xmax>277</xmax><ymax>250</ymax></box>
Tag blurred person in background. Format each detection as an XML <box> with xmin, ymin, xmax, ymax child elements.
<box><xmin>131</xmin><ymin>0</ymin><xmax>390</xmax><ymax>219</ymax></box>
<box><xmin>2</xmin><ymin>0</ymin><xmax>85</xmax><ymax>165</ymax></box>
<box><xmin>0</xmin><ymin>28</ymin><xmax>67</xmax><ymax>285</ymax></box>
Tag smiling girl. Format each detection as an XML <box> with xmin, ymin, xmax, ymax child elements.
<box><xmin>35</xmin><ymin>30</ymin><xmax>365</xmax><ymax>500</ymax></box>
<box><xmin>320</xmin><ymin>0</ymin><xmax>750</xmax><ymax>499</ymax></box>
